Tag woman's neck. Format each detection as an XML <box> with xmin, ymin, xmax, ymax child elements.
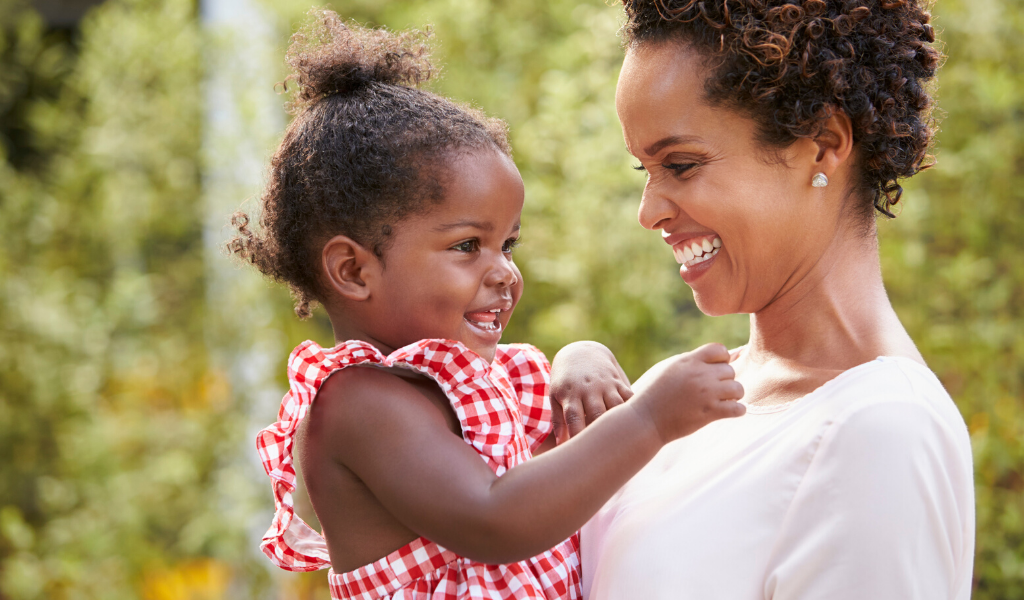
<box><xmin>743</xmin><ymin>229</ymin><xmax>923</xmax><ymax>373</ymax></box>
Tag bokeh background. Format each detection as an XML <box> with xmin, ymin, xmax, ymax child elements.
<box><xmin>0</xmin><ymin>0</ymin><xmax>1021</xmax><ymax>598</ymax></box>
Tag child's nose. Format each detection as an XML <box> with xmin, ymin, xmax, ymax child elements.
<box><xmin>485</xmin><ymin>255</ymin><xmax>518</xmax><ymax>288</ymax></box>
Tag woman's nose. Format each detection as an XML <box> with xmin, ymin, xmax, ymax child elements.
<box><xmin>637</xmin><ymin>182</ymin><xmax>677</xmax><ymax>231</ymax></box>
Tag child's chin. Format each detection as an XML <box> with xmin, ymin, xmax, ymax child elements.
<box><xmin>461</xmin><ymin>321</ymin><xmax>504</xmax><ymax>361</ymax></box>
<box><xmin>465</xmin><ymin>342</ymin><xmax>498</xmax><ymax>364</ymax></box>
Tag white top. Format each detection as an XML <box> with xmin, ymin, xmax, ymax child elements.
<box><xmin>582</xmin><ymin>357</ymin><xmax>975</xmax><ymax>600</ymax></box>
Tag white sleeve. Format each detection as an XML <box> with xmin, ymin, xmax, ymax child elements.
<box><xmin>764</xmin><ymin>399</ymin><xmax>975</xmax><ymax>600</ymax></box>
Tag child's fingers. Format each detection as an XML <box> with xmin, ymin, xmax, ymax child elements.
<box><xmin>714</xmin><ymin>400</ymin><xmax>746</xmax><ymax>418</ymax></box>
<box><xmin>713</xmin><ymin>362</ymin><xmax>736</xmax><ymax>381</ymax></box>
<box><xmin>719</xmin><ymin>380</ymin><xmax>745</xmax><ymax>400</ymax></box>
<box><xmin>693</xmin><ymin>343</ymin><xmax>731</xmax><ymax>363</ymax></box>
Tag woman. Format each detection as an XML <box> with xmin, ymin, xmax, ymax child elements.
<box><xmin>556</xmin><ymin>1</ymin><xmax>975</xmax><ymax>598</ymax></box>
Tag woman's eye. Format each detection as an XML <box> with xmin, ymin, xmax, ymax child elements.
<box><xmin>452</xmin><ymin>240</ymin><xmax>478</xmax><ymax>253</ymax></box>
<box><xmin>632</xmin><ymin>163</ymin><xmax>647</xmax><ymax>172</ymax></box>
<box><xmin>664</xmin><ymin>162</ymin><xmax>697</xmax><ymax>175</ymax></box>
<box><xmin>502</xmin><ymin>238</ymin><xmax>520</xmax><ymax>253</ymax></box>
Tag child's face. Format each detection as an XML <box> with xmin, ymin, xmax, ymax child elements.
<box><xmin>370</xmin><ymin>148</ymin><xmax>525</xmax><ymax>363</ymax></box>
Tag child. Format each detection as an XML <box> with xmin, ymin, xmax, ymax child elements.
<box><xmin>230</xmin><ymin>11</ymin><xmax>745</xmax><ymax>600</ymax></box>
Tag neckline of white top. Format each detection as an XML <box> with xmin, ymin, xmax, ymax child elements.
<box><xmin>738</xmin><ymin>355</ymin><xmax>932</xmax><ymax>415</ymax></box>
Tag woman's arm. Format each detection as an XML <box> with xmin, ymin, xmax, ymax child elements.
<box><xmin>320</xmin><ymin>344</ymin><xmax>743</xmax><ymax>564</ymax></box>
<box><xmin>764</xmin><ymin>397</ymin><xmax>974</xmax><ymax>600</ymax></box>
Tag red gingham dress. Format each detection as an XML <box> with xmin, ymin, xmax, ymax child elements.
<box><xmin>257</xmin><ymin>338</ymin><xmax>582</xmax><ymax>600</ymax></box>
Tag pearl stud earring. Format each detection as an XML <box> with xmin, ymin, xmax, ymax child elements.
<box><xmin>811</xmin><ymin>172</ymin><xmax>829</xmax><ymax>188</ymax></box>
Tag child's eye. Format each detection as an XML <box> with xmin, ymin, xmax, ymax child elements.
<box><xmin>502</xmin><ymin>237</ymin><xmax>520</xmax><ymax>254</ymax></box>
<box><xmin>452</xmin><ymin>239</ymin><xmax>478</xmax><ymax>253</ymax></box>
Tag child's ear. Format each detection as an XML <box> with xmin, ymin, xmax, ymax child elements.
<box><xmin>322</xmin><ymin>235</ymin><xmax>380</xmax><ymax>302</ymax></box>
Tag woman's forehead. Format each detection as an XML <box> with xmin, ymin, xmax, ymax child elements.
<box><xmin>616</xmin><ymin>43</ymin><xmax>751</xmax><ymax>159</ymax></box>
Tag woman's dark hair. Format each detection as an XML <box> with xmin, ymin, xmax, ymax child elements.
<box><xmin>621</xmin><ymin>0</ymin><xmax>942</xmax><ymax>219</ymax></box>
<box><xmin>228</xmin><ymin>10</ymin><xmax>510</xmax><ymax>318</ymax></box>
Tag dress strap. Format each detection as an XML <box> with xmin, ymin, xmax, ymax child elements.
<box><xmin>387</xmin><ymin>340</ymin><xmax>532</xmax><ymax>475</ymax></box>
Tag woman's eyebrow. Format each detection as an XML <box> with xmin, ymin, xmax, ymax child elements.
<box><xmin>643</xmin><ymin>134</ymin><xmax>704</xmax><ymax>157</ymax></box>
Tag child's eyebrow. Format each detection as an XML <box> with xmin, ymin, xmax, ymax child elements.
<box><xmin>434</xmin><ymin>220</ymin><xmax>494</xmax><ymax>232</ymax></box>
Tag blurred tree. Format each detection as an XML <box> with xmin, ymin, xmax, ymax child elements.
<box><xmin>880</xmin><ymin>0</ymin><xmax>1024</xmax><ymax>597</ymax></box>
<box><xmin>0</xmin><ymin>0</ymin><xmax>267</xmax><ymax>598</ymax></box>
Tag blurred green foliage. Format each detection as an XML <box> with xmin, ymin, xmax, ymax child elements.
<box><xmin>880</xmin><ymin>0</ymin><xmax>1024</xmax><ymax>596</ymax></box>
<box><xmin>0</xmin><ymin>0</ymin><xmax>1021</xmax><ymax>598</ymax></box>
<box><xmin>0</xmin><ymin>0</ymin><xmax>266</xmax><ymax>597</ymax></box>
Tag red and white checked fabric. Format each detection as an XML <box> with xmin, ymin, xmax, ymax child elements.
<box><xmin>256</xmin><ymin>338</ymin><xmax>581</xmax><ymax>600</ymax></box>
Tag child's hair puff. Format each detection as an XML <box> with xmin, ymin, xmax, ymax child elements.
<box><xmin>229</xmin><ymin>9</ymin><xmax>511</xmax><ymax>318</ymax></box>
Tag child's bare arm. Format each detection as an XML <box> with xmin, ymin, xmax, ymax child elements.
<box><xmin>322</xmin><ymin>344</ymin><xmax>743</xmax><ymax>565</ymax></box>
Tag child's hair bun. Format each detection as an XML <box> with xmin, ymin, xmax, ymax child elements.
<box><xmin>284</xmin><ymin>10</ymin><xmax>434</xmax><ymax>111</ymax></box>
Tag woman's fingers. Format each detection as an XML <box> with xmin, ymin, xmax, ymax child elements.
<box><xmin>614</xmin><ymin>380</ymin><xmax>634</xmax><ymax>402</ymax></box>
<box><xmin>582</xmin><ymin>394</ymin><xmax>608</xmax><ymax>424</ymax></box>
<box><xmin>604</xmin><ymin>390</ymin><xmax>626</xmax><ymax>410</ymax></box>
<box><xmin>550</xmin><ymin>398</ymin><xmax>568</xmax><ymax>445</ymax></box>
<box><xmin>560</xmin><ymin>396</ymin><xmax>588</xmax><ymax>439</ymax></box>
<box><xmin>556</xmin><ymin>387</ymin><xmax>629</xmax><ymax>440</ymax></box>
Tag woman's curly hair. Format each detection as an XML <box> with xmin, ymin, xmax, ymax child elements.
<box><xmin>621</xmin><ymin>0</ymin><xmax>942</xmax><ymax>218</ymax></box>
<box><xmin>227</xmin><ymin>10</ymin><xmax>510</xmax><ymax>318</ymax></box>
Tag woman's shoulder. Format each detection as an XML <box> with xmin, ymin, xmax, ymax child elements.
<box><xmin>803</xmin><ymin>357</ymin><xmax>972</xmax><ymax>466</ymax></box>
<box><xmin>821</xmin><ymin>357</ymin><xmax>963</xmax><ymax>423</ymax></box>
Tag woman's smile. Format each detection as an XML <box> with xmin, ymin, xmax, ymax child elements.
<box><xmin>661</xmin><ymin>229</ymin><xmax>725</xmax><ymax>282</ymax></box>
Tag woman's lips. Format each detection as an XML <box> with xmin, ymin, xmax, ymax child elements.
<box><xmin>669</xmin><ymin>234</ymin><xmax>722</xmax><ymax>284</ymax></box>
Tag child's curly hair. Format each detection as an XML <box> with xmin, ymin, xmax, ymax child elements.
<box><xmin>228</xmin><ymin>10</ymin><xmax>511</xmax><ymax>318</ymax></box>
<box><xmin>621</xmin><ymin>0</ymin><xmax>942</xmax><ymax>219</ymax></box>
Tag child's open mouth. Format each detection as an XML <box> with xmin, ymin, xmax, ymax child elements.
<box><xmin>464</xmin><ymin>309</ymin><xmax>503</xmax><ymax>333</ymax></box>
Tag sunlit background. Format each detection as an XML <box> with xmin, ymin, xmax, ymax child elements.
<box><xmin>1</xmin><ymin>0</ymin><xmax>1021</xmax><ymax>598</ymax></box>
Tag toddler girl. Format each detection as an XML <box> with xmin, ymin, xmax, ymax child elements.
<box><xmin>230</xmin><ymin>11</ymin><xmax>744</xmax><ymax>600</ymax></box>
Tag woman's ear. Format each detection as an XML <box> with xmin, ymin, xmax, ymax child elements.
<box><xmin>811</xmin><ymin>109</ymin><xmax>854</xmax><ymax>177</ymax></box>
<box><xmin>322</xmin><ymin>235</ymin><xmax>379</xmax><ymax>302</ymax></box>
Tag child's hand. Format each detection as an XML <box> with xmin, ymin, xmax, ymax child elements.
<box><xmin>550</xmin><ymin>341</ymin><xmax>634</xmax><ymax>444</ymax></box>
<box><xmin>630</xmin><ymin>343</ymin><xmax>745</xmax><ymax>444</ymax></box>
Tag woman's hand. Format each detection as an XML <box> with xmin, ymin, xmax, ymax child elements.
<box><xmin>550</xmin><ymin>341</ymin><xmax>634</xmax><ymax>444</ymax></box>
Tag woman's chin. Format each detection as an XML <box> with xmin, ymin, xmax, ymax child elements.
<box><xmin>691</xmin><ymin>290</ymin><xmax>738</xmax><ymax>317</ymax></box>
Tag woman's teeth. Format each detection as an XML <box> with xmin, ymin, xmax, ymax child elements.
<box><xmin>673</xmin><ymin>236</ymin><xmax>722</xmax><ymax>267</ymax></box>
